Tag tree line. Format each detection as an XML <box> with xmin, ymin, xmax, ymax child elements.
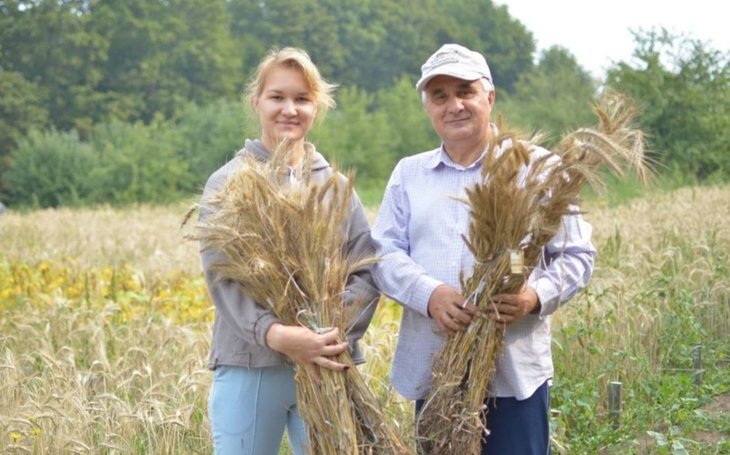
<box><xmin>1</xmin><ymin>0</ymin><xmax>728</xmax><ymax>207</ymax></box>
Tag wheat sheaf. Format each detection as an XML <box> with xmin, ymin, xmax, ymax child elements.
<box><xmin>185</xmin><ymin>141</ymin><xmax>412</xmax><ymax>454</ymax></box>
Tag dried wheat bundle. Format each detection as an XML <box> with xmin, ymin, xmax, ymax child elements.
<box><xmin>186</xmin><ymin>143</ymin><xmax>412</xmax><ymax>455</ymax></box>
<box><xmin>416</xmin><ymin>92</ymin><xmax>651</xmax><ymax>454</ymax></box>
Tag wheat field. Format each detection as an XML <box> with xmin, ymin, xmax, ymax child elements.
<box><xmin>1</xmin><ymin>185</ymin><xmax>728</xmax><ymax>453</ymax></box>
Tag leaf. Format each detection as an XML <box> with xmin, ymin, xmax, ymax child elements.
<box><xmin>647</xmin><ymin>430</ymin><xmax>668</xmax><ymax>446</ymax></box>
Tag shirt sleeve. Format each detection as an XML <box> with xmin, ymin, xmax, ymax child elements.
<box><xmin>371</xmin><ymin>162</ymin><xmax>442</xmax><ymax>317</ymax></box>
<box><xmin>527</xmin><ymin>210</ymin><xmax>596</xmax><ymax>316</ymax></box>
<box><xmin>199</xmin><ymin>168</ymin><xmax>280</xmax><ymax>347</ymax></box>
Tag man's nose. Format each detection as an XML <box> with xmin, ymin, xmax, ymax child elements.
<box><xmin>446</xmin><ymin>96</ymin><xmax>464</xmax><ymax>113</ymax></box>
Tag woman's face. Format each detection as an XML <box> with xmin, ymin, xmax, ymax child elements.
<box><xmin>254</xmin><ymin>65</ymin><xmax>317</xmax><ymax>150</ymax></box>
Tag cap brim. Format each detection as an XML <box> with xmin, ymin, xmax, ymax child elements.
<box><xmin>415</xmin><ymin>67</ymin><xmax>485</xmax><ymax>91</ymax></box>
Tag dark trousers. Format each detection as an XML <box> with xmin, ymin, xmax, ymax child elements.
<box><xmin>415</xmin><ymin>380</ymin><xmax>550</xmax><ymax>455</ymax></box>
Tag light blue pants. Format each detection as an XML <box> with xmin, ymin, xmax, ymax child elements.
<box><xmin>209</xmin><ymin>365</ymin><xmax>308</xmax><ymax>455</ymax></box>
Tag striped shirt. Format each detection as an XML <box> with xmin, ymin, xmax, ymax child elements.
<box><xmin>372</xmin><ymin>144</ymin><xmax>596</xmax><ymax>400</ymax></box>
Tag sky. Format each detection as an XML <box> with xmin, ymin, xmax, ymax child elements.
<box><xmin>493</xmin><ymin>0</ymin><xmax>729</xmax><ymax>79</ymax></box>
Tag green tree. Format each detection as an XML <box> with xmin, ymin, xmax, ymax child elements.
<box><xmin>607</xmin><ymin>30</ymin><xmax>730</xmax><ymax>180</ymax></box>
<box><xmin>4</xmin><ymin>129</ymin><xmax>97</xmax><ymax>207</ymax></box>
<box><xmin>310</xmin><ymin>86</ymin><xmax>397</xmax><ymax>182</ymax></box>
<box><xmin>2</xmin><ymin>0</ymin><xmax>564</xmax><ymax>207</ymax></box>
<box><xmin>435</xmin><ymin>0</ymin><xmax>536</xmax><ymax>92</ymax></box>
<box><xmin>0</xmin><ymin>71</ymin><xmax>48</xmax><ymax>167</ymax></box>
<box><xmin>228</xmin><ymin>0</ymin><xmax>343</xmax><ymax>82</ymax></box>
<box><xmin>173</xmin><ymin>99</ymin><xmax>251</xmax><ymax>193</ymax></box>
<box><xmin>498</xmin><ymin>46</ymin><xmax>597</xmax><ymax>141</ymax></box>
<box><xmin>0</xmin><ymin>0</ymin><xmax>240</xmax><ymax>134</ymax></box>
<box><xmin>0</xmin><ymin>0</ymin><xmax>108</xmax><ymax>135</ymax></box>
<box><xmin>323</xmin><ymin>0</ymin><xmax>442</xmax><ymax>91</ymax></box>
<box><xmin>87</xmin><ymin>120</ymin><xmax>188</xmax><ymax>204</ymax></box>
<box><xmin>91</xmin><ymin>0</ymin><xmax>239</xmax><ymax>123</ymax></box>
<box><xmin>228</xmin><ymin>0</ymin><xmax>536</xmax><ymax>92</ymax></box>
<box><xmin>376</xmin><ymin>75</ymin><xmax>439</xmax><ymax>160</ymax></box>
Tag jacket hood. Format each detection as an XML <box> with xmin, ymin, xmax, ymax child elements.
<box><xmin>239</xmin><ymin>139</ymin><xmax>330</xmax><ymax>172</ymax></box>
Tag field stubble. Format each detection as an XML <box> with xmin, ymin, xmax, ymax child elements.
<box><xmin>1</xmin><ymin>185</ymin><xmax>728</xmax><ymax>453</ymax></box>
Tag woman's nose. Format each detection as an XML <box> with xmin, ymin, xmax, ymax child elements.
<box><xmin>282</xmin><ymin>99</ymin><xmax>296</xmax><ymax>115</ymax></box>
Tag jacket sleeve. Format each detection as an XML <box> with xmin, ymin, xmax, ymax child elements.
<box><xmin>199</xmin><ymin>168</ymin><xmax>281</xmax><ymax>347</ymax></box>
<box><xmin>342</xmin><ymin>190</ymin><xmax>380</xmax><ymax>347</ymax></box>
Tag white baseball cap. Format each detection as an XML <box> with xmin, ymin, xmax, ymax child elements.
<box><xmin>415</xmin><ymin>43</ymin><xmax>493</xmax><ymax>92</ymax></box>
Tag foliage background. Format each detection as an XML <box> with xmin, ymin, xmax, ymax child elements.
<box><xmin>1</xmin><ymin>0</ymin><xmax>728</xmax><ymax>207</ymax></box>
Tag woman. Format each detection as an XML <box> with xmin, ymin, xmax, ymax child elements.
<box><xmin>200</xmin><ymin>48</ymin><xmax>379</xmax><ymax>454</ymax></box>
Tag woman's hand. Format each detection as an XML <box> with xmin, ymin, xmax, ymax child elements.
<box><xmin>265</xmin><ymin>324</ymin><xmax>349</xmax><ymax>380</ymax></box>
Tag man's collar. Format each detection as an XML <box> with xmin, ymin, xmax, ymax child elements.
<box><xmin>423</xmin><ymin>147</ymin><xmax>444</xmax><ymax>169</ymax></box>
<box><xmin>423</xmin><ymin>123</ymin><xmax>498</xmax><ymax>170</ymax></box>
<box><xmin>424</xmin><ymin>144</ymin><xmax>488</xmax><ymax>170</ymax></box>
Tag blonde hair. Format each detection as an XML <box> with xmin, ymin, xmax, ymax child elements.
<box><xmin>245</xmin><ymin>47</ymin><xmax>337</xmax><ymax>119</ymax></box>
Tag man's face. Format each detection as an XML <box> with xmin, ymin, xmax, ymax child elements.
<box><xmin>423</xmin><ymin>75</ymin><xmax>495</xmax><ymax>147</ymax></box>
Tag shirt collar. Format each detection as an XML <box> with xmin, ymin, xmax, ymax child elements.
<box><xmin>423</xmin><ymin>123</ymin><xmax>498</xmax><ymax>171</ymax></box>
<box><xmin>424</xmin><ymin>144</ymin><xmax>488</xmax><ymax>171</ymax></box>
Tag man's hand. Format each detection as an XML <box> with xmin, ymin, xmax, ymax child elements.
<box><xmin>265</xmin><ymin>324</ymin><xmax>349</xmax><ymax>381</ymax></box>
<box><xmin>488</xmin><ymin>286</ymin><xmax>541</xmax><ymax>329</ymax></box>
<box><xmin>427</xmin><ymin>284</ymin><xmax>478</xmax><ymax>335</ymax></box>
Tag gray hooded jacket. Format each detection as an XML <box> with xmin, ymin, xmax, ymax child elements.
<box><xmin>201</xmin><ymin>139</ymin><xmax>380</xmax><ymax>369</ymax></box>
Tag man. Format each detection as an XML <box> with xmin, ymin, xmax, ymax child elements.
<box><xmin>371</xmin><ymin>43</ymin><xmax>596</xmax><ymax>454</ymax></box>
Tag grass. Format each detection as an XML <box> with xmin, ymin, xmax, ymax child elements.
<box><xmin>551</xmin><ymin>184</ymin><xmax>729</xmax><ymax>454</ymax></box>
<box><xmin>1</xmin><ymin>184</ymin><xmax>728</xmax><ymax>453</ymax></box>
<box><xmin>0</xmin><ymin>201</ymin><xmax>200</xmax><ymax>279</ymax></box>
